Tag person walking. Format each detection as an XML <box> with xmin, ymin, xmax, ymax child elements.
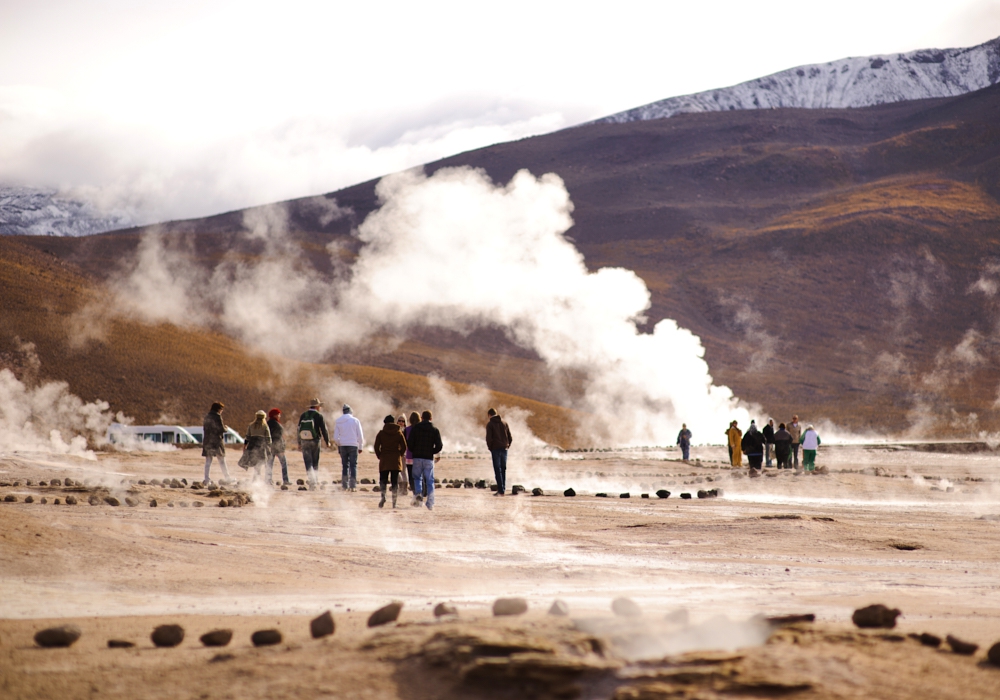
<box><xmin>266</xmin><ymin>408</ymin><xmax>289</xmax><ymax>485</ymax></box>
<box><xmin>741</xmin><ymin>420</ymin><xmax>765</xmax><ymax>471</ymax></box>
<box><xmin>333</xmin><ymin>404</ymin><xmax>365</xmax><ymax>491</ymax></box>
<box><xmin>202</xmin><ymin>402</ymin><xmax>231</xmax><ymax>484</ymax></box>
<box><xmin>727</xmin><ymin>421</ymin><xmax>743</xmax><ymax>467</ymax></box>
<box><xmin>297</xmin><ymin>399</ymin><xmax>330</xmax><ymax>486</ymax></box>
<box><xmin>762</xmin><ymin>419</ymin><xmax>775</xmax><ymax>468</ymax></box>
<box><xmin>801</xmin><ymin>424</ymin><xmax>821</xmax><ymax>471</ymax></box>
<box><xmin>676</xmin><ymin>423</ymin><xmax>692</xmax><ymax>461</ymax></box>
<box><xmin>374</xmin><ymin>415</ymin><xmax>407</xmax><ymax>509</ymax></box>
<box><xmin>404</xmin><ymin>411</ymin><xmax>420</xmax><ymax>496</ymax></box>
<box><xmin>242</xmin><ymin>410</ymin><xmax>272</xmax><ymax>480</ymax></box>
<box><xmin>773</xmin><ymin>422</ymin><xmax>793</xmax><ymax>469</ymax></box>
<box><xmin>407</xmin><ymin>410</ymin><xmax>442</xmax><ymax>510</ymax></box>
<box><xmin>395</xmin><ymin>415</ymin><xmax>410</xmax><ymax>496</ymax></box>
<box><xmin>788</xmin><ymin>415</ymin><xmax>802</xmax><ymax>469</ymax></box>
<box><xmin>485</xmin><ymin>408</ymin><xmax>513</xmax><ymax>496</ymax></box>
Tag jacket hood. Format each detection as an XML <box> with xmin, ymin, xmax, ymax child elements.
<box><xmin>380</xmin><ymin>423</ymin><xmax>402</xmax><ymax>434</ymax></box>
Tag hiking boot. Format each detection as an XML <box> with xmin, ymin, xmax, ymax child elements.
<box><xmin>378</xmin><ymin>492</ymin><xmax>386</xmax><ymax>508</ymax></box>
<box><xmin>426</xmin><ymin>503</ymin><xmax>433</xmax><ymax>511</ymax></box>
<box><xmin>392</xmin><ymin>489</ymin><xmax>397</xmax><ymax>509</ymax></box>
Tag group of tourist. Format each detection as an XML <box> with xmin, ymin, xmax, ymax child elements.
<box><xmin>199</xmin><ymin>400</ymin><xmax>514</xmax><ymax>511</ymax></box>
<box><xmin>723</xmin><ymin>415</ymin><xmax>821</xmax><ymax>470</ymax></box>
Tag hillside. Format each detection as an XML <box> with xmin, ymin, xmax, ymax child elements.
<box><xmin>13</xmin><ymin>84</ymin><xmax>1000</xmax><ymax>436</ymax></box>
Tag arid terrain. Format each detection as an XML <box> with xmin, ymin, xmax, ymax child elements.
<box><xmin>2</xmin><ymin>443</ymin><xmax>999</xmax><ymax>698</ymax></box>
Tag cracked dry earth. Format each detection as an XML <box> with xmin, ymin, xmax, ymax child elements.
<box><xmin>1</xmin><ymin>443</ymin><xmax>1000</xmax><ymax>698</ymax></box>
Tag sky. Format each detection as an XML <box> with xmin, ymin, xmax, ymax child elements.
<box><xmin>2</xmin><ymin>0</ymin><xmax>999</xmax><ymax>223</ymax></box>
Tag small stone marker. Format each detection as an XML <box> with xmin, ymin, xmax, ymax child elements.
<box><xmin>107</xmin><ymin>639</ymin><xmax>135</xmax><ymax>648</ymax></box>
<box><xmin>531</xmin><ymin>488</ymin><xmax>544</xmax><ymax>496</ymax></box>
<box><xmin>918</xmin><ymin>632</ymin><xmax>941</xmax><ymax>647</ymax></box>
<box><xmin>151</xmin><ymin>624</ymin><xmax>185</xmax><ymax>647</ymax></box>
<box><xmin>24</xmin><ymin>495</ymin><xmax>34</xmax><ymax>503</ymax></box>
<box><xmin>4</xmin><ymin>494</ymin><xmax>17</xmax><ymax>503</ymax></box>
<box><xmin>310</xmin><ymin>611</ymin><xmax>335</xmax><ymax>638</ymax></box>
<box><xmin>946</xmin><ymin>634</ymin><xmax>979</xmax><ymax>655</ymax></box>
<box><xmin>251</xmin><ymin>629</ymin><xmax>282</xmax><ymax>646</ymax></box>
<box><xmin>368</xmin><ymin>602</ymin><xmax>403</xmax><ymax>627</ymax></box>
<box><xmin>103</xmin><ymin>496</ymin><xmax>120</xmax><ymax>507</ymax></box>
<box><xmin>35</xmin><ymin>625</ymin><xmax>82</xmax><ymax>648</ymax></box>
<box><xmin>680</xmin><ymin>492</ymin><xmax>692</xmax><ymax>500</ymax></box>
<box><xmin>65</xmin><ymin>495</ymin><xmax>77</xmax><ymax>505</ymax></box>
<box><xmin>852</xmin><ymin>604</ymin><xmax>901</xmax><ymax>629</ymax></box>
<box><xmin>548</xmin><ymin>600</ymin><xmax>570</xmax><ymax>616</ymax></box>
<box><xmin>492</xmin><ymin>597</ymin><xmax>528</xmax><ymax>616</ymax></box>
<box><xmin>200</xmin><ymin>629</ymin><xmax>233</xmax><ymax>647</ymax></box>
<box><xmin>433</xmin><ymin>602</ymin><xmax>458</xmax><ymax>618</ymax></box>
<box><xmin>611</xmin><ymin>597</ymin><xmax>643</xmax><ymax>618</ymax></box>
<box><xmin>987</xmin><ymin>641</ymin><xmax>1000</xmax><ymax>667</ymax></box>
<box><xmin>563</xmin><ymin>488</ymin><xmax>576</xmax><ymax>497</ymax></box>
<box><xmin>619</xmin><ymin>493</ymin><xmax>630</xmax><ymax>499</ymax></box>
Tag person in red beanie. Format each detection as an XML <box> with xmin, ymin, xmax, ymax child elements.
<box><xmin>265</xmin><ymin>408</ymin><xmax>289</xmax><ymax>485</ymax></box>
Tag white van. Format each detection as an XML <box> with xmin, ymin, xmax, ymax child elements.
<box><xmin>106</xmin><ymin>424</ymin><xmax>200</xmax><ymax>445</ymax></box>
<box><xmin>183</xmin><ymin>426</ymin><xmax>245</xmax><ymax>445</ymax></box>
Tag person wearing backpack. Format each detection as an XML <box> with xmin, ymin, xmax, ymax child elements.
<box><xmin>297</xmin><ymin>399</ymin><xmax>330</xmax><ymax>486</ymax></box>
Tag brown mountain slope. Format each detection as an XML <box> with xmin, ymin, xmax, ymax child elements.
<box><xmin>0</xmin><ymin>237</ymin><xmax>581</xmax><ymax>447</ymax></box>
<box><xmin>16</xmin><ymin>85</ymin><xmax>1000</xmax><ymax>435</ymax></box>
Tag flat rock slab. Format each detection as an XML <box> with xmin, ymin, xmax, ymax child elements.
<box><xmin>107</xmin><ymin>639</ymin><xmax>135</xmax><ymax>648</ymax></box>
<box><xmin>433</xmin><ymin>603</ymin><xmax>458</xmax><ymax>618</ymax></box>
<box><xmin>852</xmin><ymin>604</ymin><xmax>901</xmax><ymax>629</ymax></box>
<box><xmin>200</xmin><ymin>629</ymin><xmax>233</xmax><ymax>647</ymax></box>
<box><xmin>493</xmin><ymin>598</ymin><xmax>528</xmax><ymax>616</ymax></box>
<box><xmin>35</xmin><ymin>625</ymin><xmax>82</xmax><ymax>648</ymax></box>
<box><xmin>310</xmin><ymin>611</ymin><xmax>335</xmax><ymax>638</ymax></box>
<box><xmin>946</xmin><ymin>634</ymin><xmax>978</xmax><ymax>655</ymax></box>
<box><xmin>151</xmin><ymin>624</ymin><xmax>185</xmax><ymax>647</ymax></box>
<box><xmin>251</xmin><ymin>629</ymin><xmax>282</xmax><ymax>646</ymax></box>
<box><xmin>368</xmin><ymin>602</ymin><xmax>403</xmax><ymax>627</ymax></box>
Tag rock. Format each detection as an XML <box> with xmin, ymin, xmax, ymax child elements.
<box><xmin>149</xmin><ymin>499</ymin><xmax>157</xmax><ymax>507</ymax></box>
<box><xmin>489</xmin><ymin>483</ymin><xmax>498</xmax><ymax>492</ymax></box>
<box><xmin>640</xmin><ymin>493</ymin><xmax>649</xmax><ymax>499</ymax></box>
<box><xmin>124</xmin><ymin>497</ymin><xmax>138</xmax><ymax>507</ymax></box>
<box><xmin>595</xmin><ymin>493</ymin><xmax>608</xmax><ymax>498</ymax></box>
<box><xmin>987</xmin><ymin>641</ymin><xmax>1000</xmax><ymax>666</ymax></box>
<box><xmin>367</xmin><ymin>602</ymin><xmax>403</xmax><ymax>627</ymax></box>
<box><xmin>372</xmin><ymin>484</ymin><xmax>381</xmax><ymax>492</ymax></box>
<box><xmin>103</xmin><ymin>496</ymin><xmax>120</xmax><ymax>507</ymax></box>
<box><xmin>531</xmin><ymin>487</ymin><xmax>544</xmax><ymax>496</ymax></box>
<box><xmin>25</xmin><ymin>496</ymin><xmax>35</xmax><ymax>504</ymax></box>
<box><xmin>492</xmin><ymin>597</ymin><xmax>528</xmax><ymax>616</ymax></box>
<box><xmin>852</xmin><ymin>604</ymin><xmax>901</xmax><ymax>629</ymax></box>
<box><xmin>251</xmin><ymin>629</ymin><xmax>282</xmax><ymax>646</ymax></box>
<box><xmin>53</xmin><ymin>498</ymin><xmax>61</xmax><ymax>505</ymax></box>
<box><xmin>87</xmin><ymin>494</ymin><xmax>100</xmax><ymax>505</ymax></box>
<box><xmin>664</xmin><ymin>609</ymin><xmax>689</xmax><ymax>624</ymax></box>
<box><xmin>563</xmin><ymin>488</ymin><xmax>576</xmax><ymax>497</ymax></box>
<box><xmin>946</xmin><ymin>634</ymin><xmax>979</xmax><ymax>655</ymax></box>
<box><xmin>137</xmin><ymin>480</ymin><xmax>147</xmax><ymax>485</ymax></box>
<box><xmin>310</xmin><ymin>611</ymin><xmax>335</xmax><ymax>638</ymax></box>
<box><xmin>511</xmin><ymin>485</ymin><xmax>525</xmax><ymax>495</ymax></box>
<box><xmin>50</xmin><ymin>478</ymin><xmax>62</xmax><ymax>486</ymax></box>
<box><xmin>548</xmin><ymin>599</ymin><xmax>570</xmax><ymax>616</ymax></box>
<box><xmin>179</xmin><ymin>501</ymin><xmax>190</xmax><ymax>507</ymax></box>
<box><xmin>34</xmin><ymin>624</ymin><xmax>82</xmax><ymax>648</ymax></box>
<box><xmin>298</xmin><ymin>486</ymin><xmax>308</xmax><ymax>491</ymax></box>
<box><xmin>193</xmin><ymin>501</ymin><xmax>204</xmax><ymax>508</ymax></box>
<box><xmin>433</xmin><ymin>602</ymin><xmax>458</xmax><ymax>618</ymax></box>
<box><xmin>280</xmin><ymin>484</ymin><xmax>288</xmax><ymax>490</ymax></box>
<box><xmin>65</xmin><ymin>495</ymin><xmax>77</xmax><ymax>505</ymax></box>
<box><xmin>611</xmin><ymin>597</ymin><xmax>643</xmax><ymax>617</ymax></box>
<box><xmin>697</xmin><ymin>490</ymin><xmax>708</xmax><ymax>499</ymax></box>
<box><xmin>680</xmin><ymin>492</ymin><xmax>692</xmax><ymax>499</ymax></box>
<box><xmin>199</xmin><ymin>629</ymin><xmax>233</xmax><ymax>647</ymax></box>
<box><xmin>656</xmin><ymin>490</ymin><xmax>670</xmax><ymax>499</ymax></box>
<box><xmin>619</xmin><ymin>493</ymin><xmax>630</xmax><ymax>499</ymax></box>
<box><xmin>151</xmin><ymin>624</ymin><xmax>185</xmax><ymax>647</ymax></box>
<box><xmin>107</xmin><ymin>639</ymin><xmax>135</xmax><ymax>648</ymax></box>
<box><xmin>918</xmin><ymin>632</ymin><xmax>941</xmax><ymax>647</ymax></box>
<box><xmin>297</xmin><ymin>479</ymin><xmax>305</xmax><ymax>485</ymax></box>
<box><xmin>63</xmin><ymin>478</ymin><xmax>75</xmax><ymax>486</ymax></box>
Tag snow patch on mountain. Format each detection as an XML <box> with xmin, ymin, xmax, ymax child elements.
<box><xmin>598</xmin><ymin>36</ymin><xmax>1000</xmax><ymax>123</ymax></box>
<box><xmin>0</xmin><ymin>186</ymin><xmax>133</xmax><ymax>236</ymax></box>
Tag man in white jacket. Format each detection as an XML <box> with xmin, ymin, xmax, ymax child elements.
<box><xmin>334</xmin><ymin>404</ymin><xmax>365</xmax><ymax>491</ymax></box>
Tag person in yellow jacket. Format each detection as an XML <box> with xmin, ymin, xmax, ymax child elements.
<box><xmin>726</xmin><ymin>421</ymin><xmax>743</xmax><ymax>467</ymax></box>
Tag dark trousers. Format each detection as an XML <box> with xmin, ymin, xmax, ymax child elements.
<box><xmin>791</xmin><ymin>444</ymin><xmax>800</xmax><ymax>468</ymax></box>
<box><xmin>301</xmin><ymin>440</ymin><xmax>320</xmax><ymax>471</ymax></box>
<box><xmin>339</xmin><ymin>445</ymin><xmax>358</xmax><ymax>488</ymax></box>
<box><xmin>679</xmin><ymin>443</ymin><xmax>690</xmax><ymax>460</ymax></box>
<box><xmin>748</xmin><ymin>454</ymin><xmax>763</xmax><ymax>469</ymax></box>
<box><xmin>379</xmin><ymin>471</ymin><xmax>399</xmax><ymax>490</ymax></box>
<box><xmin>490</xmin><ymin>448</ymin><xmax>508</xmax><ymax>494</ymax></box>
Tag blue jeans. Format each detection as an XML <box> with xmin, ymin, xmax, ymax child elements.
<box><xmin>490</xmin><ymin>449</ymin><xmax>507</xmax><ymax>494</ymax></box>
<box><xmin>411</xmin><ymin>458</ymin><xmax>435</xmax><ymax>508</ymax></box>
<box><xmin>339</xmin><ymin>445</ymin><xmax>358</xmax><ymax>489</ymax></box>
<box><xmin>266</xmin><ymin>451</ymin><xmax>288</xmax><ymax>483</ymax></box>
<box><xmin>679</xmin><ymin>442</ymin><xmax>690</xmax><ymax>460</ymax></box>
<box><xmin>301</xmin><ymin>440</ymin><xmax>320</xmax><ymax>473</ymax></box>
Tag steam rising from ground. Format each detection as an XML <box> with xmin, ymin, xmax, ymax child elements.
<box><xmin>99</xmin><ymin>166</ymin><xmax>751</xmax><ymax>446</ymax></box>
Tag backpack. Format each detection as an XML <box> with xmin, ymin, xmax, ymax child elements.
<box><xmin>298</xmin><ymin>410</ymin><xmax>319</xmax><ymax>441</ymax></box>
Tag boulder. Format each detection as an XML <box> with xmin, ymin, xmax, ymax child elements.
<box><xmin>595</xmin><ymin>493</ymin><xmax>608</xmax><ymax>498</ymax></box>
<box><xmin>548</xmin><ymin>599</ymin><xmax>570</xmax><ymax>616</ymax></box>
<box><xmin>611</xmin><ymin>597</ymin><xmax>643</xmax><ymax>618</ymax></box>
<box><xmin>193</xmin><ymin>501</ymin><xmax>204</xmax><ymax>508</ymax></box>
<box><xmin>103</xmin><ymin>496</ymin><xmax>120</xmax><ymax>507</ymax></box>
<box><xmin>511</xmin><ymin>485</ymin><xmax>525</xmax><ymax>495</ymax></box>
<box><xmin>640</xmin><ymin>493</ymin><xmax>649</xmax><ymax>499</ymax></box>
<box><xmin>88</xmin><ymin>494</ymin><xmax>101</xmax><ymax>505</ymax></box>
<box><xmin>696</xmin><ymin>490</ymin><xmax>708</xmax><ymax>499</ymax></box>
<box><xmin>65</xmin><ymin>495</ymin><xmax>77</xmax><ymax>505</ymax></box>
<box><xmin>946</xmin><ymin>634</ymin><xmax>979</xmax><ymax>655</ymax></box>
<box><xmin>310</xmin><ymin>611</ymin><xmax>335</xmax><ymax>638</ymax></box>
<box><xmin>918</xmin><ymin>632</ymin><xmax>941</xmax><ymax>647</ymax></box>
<box><xmin>680</xmin><ymin>493</ymin><xmax>692</xmax><ymax>500</ymax></box>
<box><xmin>124</xmin><ymin>497</ymin><xmax>138</xmax><ymax>507</ymax></box>
<box><xmin>24</xmin><ymin>495</ymin><xmax>34</xmax><ymax>504</ymax></box>
<box><xmin>50</xmin><ymin>478</ymin><xmax>62</xmax><ymax>486</ymax></box>
<box><xmin>852</xmin><ymin>604</ymin><xmax>901</xmax><ymax>629</ymax></box>
<box><xmin>53</xmin><ymin>498</ymin><xmax>61</xmax><ymax>505</ymax></box>
<box><xmin>35</xmin><ymin>624</ymin><xmax>82</xmax><ymax>648</ymax></box>
<box><xmin>107</xmin><ymin>639</ymin><xmax>135</xmax><ymax>648</ymax></box>
<box><xmin>531</xmin><ymin>488</ymin><xmax>544</xmax><ymax>496</ymax></box>
<box><xmin>619</xmin><ymin>493</ymin><xmax>630</xmax><ymax>499</ymax></box>
<box><xmin>151</xmin><ymin>624</ymin><xmax>185</xmax><ymax>647</ymax></box>
<box><xmin>149</xmin><ymin>499</ymin><xmax>157</xmax><ymax>507</ymax></box>
<box><xmin>492</xmin><ymin>597</ymin><xmax>528</xmax><ymax>616</ymax></box>
<box><xmin>656</xmin><ymin>490</ymin><xmax>670</xmax><ymax>499</ymax></box>
<box><xmin>987</xmin><ymin>641</ymin><xmax>1000</xmax><ymax>667</ymax></box>
<box><xmin>200</xmin><ymin>629</ymin><xmax>233</xmax><ymax>647</ymax></box>
<box><xmin>433</xmin><ymin>602</ymin><xmax>458</xmax><ymax>618</ymax></box>
<box><xmin>368</xmin><ymin>602</ymin><xmax>403</xmax><ymax>627</ymax></box>
<box><xmin>563</xmin><ymin>488</ymin><xmax>576</xmax><ymax>497</ymax></box>
<box><xmin>4</xmin><ymin>495</ymin><xmax>17</xmax><ymax>503</ymax></box>
<box><xmin>251</xmin><ymin>629</ymin><xmax>282</xmax><ymax>646</ymax></box>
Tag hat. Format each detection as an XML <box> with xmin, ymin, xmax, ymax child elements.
<box><xmin>310</xmin><ymin>398</ymin><xmax>323</xmax><ymax>407</ymax></box>
<box><xmin>383</xmin><ymin>415</ymin><xmax>395</xmax><ymax>424</ymax></box>
<box><xmin>255</xmin><ymin>410</ymin><xmax>266</xmax><ymax>418</ymax></box>
<box><xmin>267</xmin><ymin>408</ymin><xmax>281</xmax><ymax>420</ymax></box>
<box><xmin>343</xmin><ymin>404</ymin><xmax>352</xmax><ymax>414</ymax></box>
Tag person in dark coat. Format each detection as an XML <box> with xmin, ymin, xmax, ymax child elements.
<box><xmin>297</xmin><ymin>399</ymin><xmax>331</xmax><ymax>487</ymax></box>
<box><xmin>265</xmin><ymin>408</ymin><xmax>289</xmax><ymax>485</ymax></box>
<box><xmin>741</xmin><ymin>420</ymin><xmax>766</xmax><ymax>471</ymax></box>
<box><xmin>676</xmin><ymin>423</ymin><xmax>692</xmax><ymax>461</ymax></box>
<box><xmin>406</xmin><ymin>410</ymin><xmax>443</xmax><ymax>510</ymax></box>
<box><xmin>202</xmin><ymin>402</ymin><xmax>231</xmax><ymax>483</ymax></box>
<box><xmin>485</xmin><ymin>408</ymin><xmax>513</xmax><ymax>496</ymax></box>
<box><xmin>374</xmin><ymin>415</ymin><xmax>408</xmax><ymax>509</ymax></box>
<box><xmin>762</xmin><ymin>419</ymin><xmax>775</xmax><ymax>468</ymax></box>
<box><xmin>772</xmin><ymin>423</ymin><xmax>793</xmax><ymax>469</ymax></box>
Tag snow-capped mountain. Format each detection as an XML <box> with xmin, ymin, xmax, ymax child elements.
<box><xmin>0</xmin><ymin>186</ymin><xmax>132</xmax><ymax>236</ymax></box>
<box><xmin>598</xmin><ymin>35</ymin><xmax>1000</xmax><ymax>123</ymax></box>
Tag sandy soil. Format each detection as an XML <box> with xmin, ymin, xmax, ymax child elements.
<box><xmin>2</xmin><ymin>443</ymin><xmax>999</xmax><ymax>698</ymax></box>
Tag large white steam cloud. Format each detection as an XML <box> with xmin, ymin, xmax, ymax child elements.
<box><xmin>102</xmin><ymin>167</ymin><xmax>751</xmax><ymax>446</ymax></box>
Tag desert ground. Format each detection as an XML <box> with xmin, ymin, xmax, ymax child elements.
<box><xmin>2</xmin><ymin>442</ymin><xmax>999</xmax><ymax>699</ymax></box>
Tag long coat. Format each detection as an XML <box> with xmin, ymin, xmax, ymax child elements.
<box><xmin>202</xmin><ymin>411</ymin><xmax>226</xmax><ymax>457</ymax></box>
<box><xmin>374</xmin><ymin>423</ymin><xmax>407</xmax><ymax>473</ymax></box>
